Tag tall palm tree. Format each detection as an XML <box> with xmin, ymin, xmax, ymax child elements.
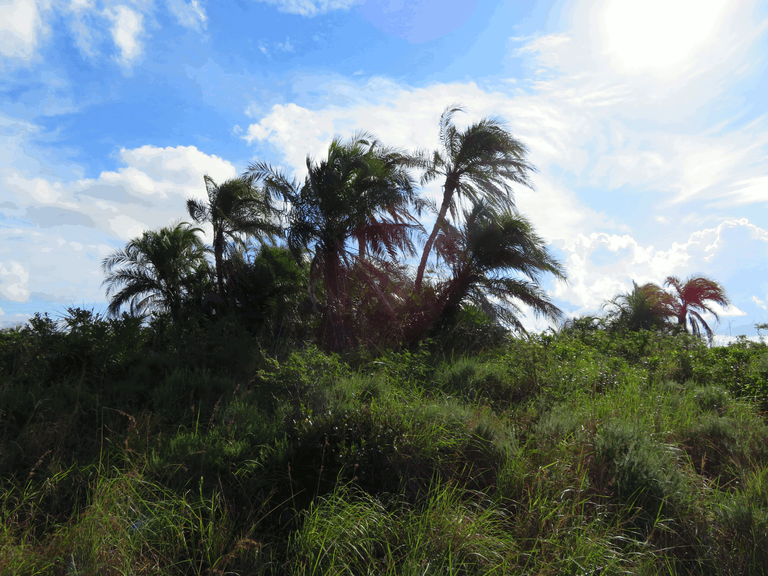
<box><xmin>102</xmin><ymin>221</ymin><xmax>209</xmax><ymax>319</ymax></box>
<box><xmin>248</xmin><ymin>132</ymin><xmax>420</xmax><ymax>350</ymax></box>
<box><xmin>186</xmin><ymin>175</ymin><xmax>281</xmax><ymax>299</ymax></box>
<box><xmin>430</xmin><ymin>201</ymin><xmax>565</xmax><ymax>333</ymax></box>
<box><xmin>413</xmin><ymin>105</ymin><xmax>536</xmax><ymax>292</ymax></box>
<box><xmin>664</xmin><ymin>275</ymin><xmax>730</xmax><ymax>341</ymax></box>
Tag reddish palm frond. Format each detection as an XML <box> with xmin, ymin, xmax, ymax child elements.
<box><xmin>664</xmin><ymin>275</ymin><xmax>730</xmax><ymax>341</ymax></box>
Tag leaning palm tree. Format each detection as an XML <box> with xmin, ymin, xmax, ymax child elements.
<box><xmin>430</xmin><ymin>201</ymin><xmax>566</xmax><ymax>333</ymax></box>
<box><xmin>413</xmin><ymin>104</ymin><xmax>536</xmax><ymax>292</ymax></box>
<box><xmin>102</xmin><ymin>221</ymin><xmax>209</xmax><ymax>319</ymax></box>
<box><xmin>186</xmin><ymin>175</ymin><xmax>281</xmax><ymax>299</ymax></box>
<box><xmin>249</xmin><ymin>132</ymin><xmax>420</xmax><ymax>350</ymax></box>
<box><xmin>664</xmin><ymin>275</ymin><xmax>730</xmax><ymax>341</ymax></box>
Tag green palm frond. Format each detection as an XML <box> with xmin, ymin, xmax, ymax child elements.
<box><xmin>101</xmin><ymin>221</ymin><xmax>208</xmax><ymax>318</ymax></box>
<box><xmin>415</xmin><ymin>104</ymin><xmax>538</xmax><ymax>292</ymax></box>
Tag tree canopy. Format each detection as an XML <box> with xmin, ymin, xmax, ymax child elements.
<box><xmin>97</xmin><ymin>105</ymin><xmax>735</xmax><ymax>351</ymax></box>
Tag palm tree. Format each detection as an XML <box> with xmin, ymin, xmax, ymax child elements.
<box><xmin>664</xmin><ymin>275</ymin><xmax>730</xmax><ymax>341</ymax></box>
<box><xmin>101</xmin><ymin>221</ymin><xmax>209</xmax><ymax>319</ymax></box>
<box><xmin>413</xmin><ymin>105</ymin><xmax>536</xmax><ymax>292</ymax></box>
<box><xmin>429</xmin><ymin>201</ymin><xmax>565</xmax><ymax>333</ymax></box>
<box><xmin>603</xmin><ymin>281</ymin><xmax>674</xmax><ymax>332</ymax></box>
<box><xmin>186</xmin><ymin>175</ymin><xmax>281</xmax><ymax>299</ymax></box>
<box><xmin>248</xmin><ymin>132</ymin><xmax>420</xmax><ymax>350</ymax></box>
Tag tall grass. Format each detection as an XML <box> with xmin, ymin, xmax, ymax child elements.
<box><xmin>2</xmin><ymin>321</ymin><xmax>768</xmax><ymax>575</ymax></box>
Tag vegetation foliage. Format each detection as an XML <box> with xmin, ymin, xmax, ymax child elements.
<box><xmin>2</xmin><ymin>106</ymin><xmax>766</xmax><ymax>575</ymax></box>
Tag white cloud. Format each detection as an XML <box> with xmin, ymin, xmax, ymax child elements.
<box><xmin>0</xmin><ymin>143</ymin><xmax>237</xmax><ymax>307</ymax></box>
<box><xmin>548</xmin><ymin>0</ymin><xmax>766</xmax><ymax>88</ymax></box>
<box><xmin>104</xmin><ymin>5</ymin><xmax>145</xmax><ymax>67</ymax></box>
<box><xmin>0</xmin><ymin>0</ymin><xmax>47</xmax><ymax>61</ymax></box>
<box><xmin>277</xmin><ymin>36</ymin><xmax>293</xmax><ymax>52</ymax></box>
<box><xmin>0</xmin><ymin>261</ymin><xmax>30</xmax><ymax>302</ymax></box>
<box><xmin>0</xmin><ymin>311</ymin><xmax>30</xmax><ymax>330</ymax></box>
<box><xmin>752</xmin><ymin>296</ymin><xmax>767</xmax><ymax>310</ymax></box>
<box><xmin>252</xmin><ymin>0</ymin><xmax>359</xmax><ymax>17</ymax></box>
<box><xmin>551</xmin><ymin>219</ymin><xmax>768</xmax><ymax>316</ymax></box>
<box><xmin>168</xmin><ymin>0</ymin><xmax>207</xmax><ymax>31</ymax></box>
<box><xmin>712</xmin><ymin>334</ymin><xmax>762</xmax><ymax>346</ymax></box>
<box><xmin>0</xmin><ymin>0</ymin><xmax>210</xmax><ymax>65</ymax></box>
<box><xmin>242</xmin><ymin>77</ymin><xmax>610</xmax><ymax>244</ymax></box>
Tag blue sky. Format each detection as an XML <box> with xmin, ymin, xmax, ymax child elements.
<box><xmin>1</xmin><ymin>0</ymin><xmax>767</xmax><ymax>339</ymax></box>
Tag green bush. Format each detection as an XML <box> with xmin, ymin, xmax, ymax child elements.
<box><xmin>593</xmin><ymin>421</ymin><xmax>692</xmax><ymax>525</ymax></box>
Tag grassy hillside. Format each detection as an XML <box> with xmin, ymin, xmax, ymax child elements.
<box><xmin>2</xmin><ymin>310</ymin><xmax>768</xmax><ymax>575</ymax></box>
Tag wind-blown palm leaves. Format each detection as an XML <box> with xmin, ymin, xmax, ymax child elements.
<box><xmin>429</xmin><ymin>201</ymin><xmax>565</xmax><ymax>333</ymax></box>
<box><xmin>186</xmin><ymin>175</ymin><xmax>281</xmax><ymax>299</ymax></box>
<box><xmin>601</xmin><ymin>276</ymin><xmax>729</xmax><ymax>341</ymax></box>
<box><xmin>414</xmin><ymin>105</ymin><xmax>536</xmax><ymax>292</ymax></box>
<box><xmin>603</xmin><ymin>281</ymin><xmax>675</xmax><ymax>332</ymax></box>
<box><xmin>102</xmin><ymin>222</ymin><xmax>209</xmax><ymax>319</ymax></box>
<box><xmin>249</xmin><ymin>132</ymin><xmax>421</xmax><ymax>350</ymax></box>
<box><xmin>664</xmin><ymin>275</ymin><xmax>730</xmax><ymax>341</ymax></box>
<box><xmin>98</xmin><ymin>108</ymin><xmax>571</xmax><ymax>348</ymax></box>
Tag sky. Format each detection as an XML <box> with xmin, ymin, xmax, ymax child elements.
<box><xmin>1</xmin><ymin>0</ymin><xmax>767</xmax><ymax>339</ymax></box>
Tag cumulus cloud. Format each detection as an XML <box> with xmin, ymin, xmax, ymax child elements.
<box><xmin>251</xmin><ymin>0</ymin><xmax>359</xmax><ymax>17</ymax></box>
<box><xmin>5</xmin><ymin>144</ymin><xmax>238</xmax><ymax>239</ymax></box>
<box><xmin>551</xmin><ymin>219</ymin><xmax>768</xmax><ymax>316</ymax></box>
<box><xmin>710</xmin><ymin>303</ymin><xmax>747</xmax><ymax>318</ymax></box>
<box><xmin>0</xmin><ymin>310</ymin><xmax>30</xmax><ymax>329</ymax></box>
<box><xmin>0</xmin><ymin>143</ymin><xmax>237</xmax><ymax>307</ymax></box>
<box><xmin>0</xmin><ymin>0</ymin><xmax>47</xmax><ymax>61</ymax></box>
<box><xmin>0</xmin><ymin>261</ymin><xmax>30</xmax><ymax>302</ymax></box>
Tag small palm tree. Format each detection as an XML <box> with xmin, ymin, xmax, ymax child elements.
<box><xmin>431</xmin><ymin>201</ymin><xmax>566</xmax><ymax>333</ymax></box>
<box><xmin>603</xmin><ymin>281</ymin><xmax>674</xmax><ymax>332</ymax></box>
<box><xmin>186</xmin><ymin>176</ymin><xmax>281</xmax><ymax>299</ymax></box>
<box><xmin>102</xmin><ymin>222</ymin><xmax>209</xmax><ymax>319</ymax></box>
<box><xmin>664</xmin><ymin>275</ymin><xmax>730</xmax><ymax>341</ymax></box>
<box><xmin>414</xmin><ymin>105</ymin><xmax>536</xmax><ymax>292</ymax></box>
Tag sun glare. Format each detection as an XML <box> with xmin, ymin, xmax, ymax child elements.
<box><xmin>597</xmin><ymin>0</ymin><xmax>731</xmax><ymax>77</ymax></box>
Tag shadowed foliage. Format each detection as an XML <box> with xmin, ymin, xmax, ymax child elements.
<box><xmin>249</xmin><ymin>132</ymin><xmax>421</xmax><ymax>350</ymax></box>
<box><xmin>186</xmin><ymin>175</ymin><xmax>282</xmax><ymax>301</ymax></box>
<box><xmin>101</xmin><ymin>221</ymin><xmax>210</xmax><ymax>319</ymax></box>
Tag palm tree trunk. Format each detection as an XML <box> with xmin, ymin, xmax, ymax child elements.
<box><xmin>214</xmin><ymin>230</ymin><xmax>225</xmax><ymax>298</ymax></box>
<box><xmin>415</xmin><ymin>185</ymin><xmax>454</xmax><ymax>293</ymax></box>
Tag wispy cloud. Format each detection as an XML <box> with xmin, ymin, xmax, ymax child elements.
<box><xmin>251</xmin><ymin>0</ymin><xmax>359</xmax><ymax>17</ymax></box>
<box><xmin>103</xmin><ymin>5</ymin><xmax>145</xmax><ymax>68</ymax></box>
<box><xmin>168</xmin><ymin>0</ymin><xmax>207</xmax><ymax>31</ymax></box>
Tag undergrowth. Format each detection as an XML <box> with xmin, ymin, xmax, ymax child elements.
<box><xmin>2</xmin><ymin>312</ymin><xmax>768</xmax><ymax>575</ymax></box>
